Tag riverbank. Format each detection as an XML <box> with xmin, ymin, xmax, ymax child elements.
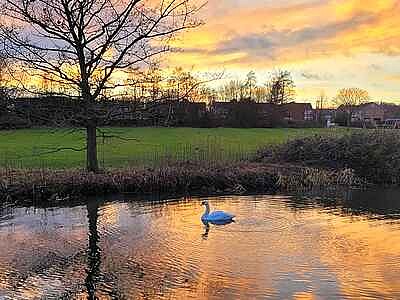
<box><xmin>0</xmin><ymin>162</ymin><xmax>366</xmax><ymax>205</ymax></box>
<box><xmin>4</xmin><ymin>129</ymin><xmax>399</xmax><ymax>205</ymax></box>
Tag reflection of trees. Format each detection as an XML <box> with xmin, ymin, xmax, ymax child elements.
<box><xmin>287</xmin><ymin>188</ymin><xmax>400</xmax><ymax>220</ymax></box>
<box><xmin>85</xmin><ymin>200</ymin><xmax>101</xmax><ymax>300</ymax></box>
<box><xmin>83</xmin><ymin>199</ymin><xmax>151</xmax><ymax>299</ymax></box>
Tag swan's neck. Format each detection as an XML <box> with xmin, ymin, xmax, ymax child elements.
<box><xmin>202</xmin><ymin>204</ymin><xmax>210</xmax><ymax>218</ymax></box>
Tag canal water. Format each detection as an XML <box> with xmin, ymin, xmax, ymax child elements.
<box><xmin>1</xmin><ymin>189</ymin><xmax>400</xmax><ymax>299</ymax></box>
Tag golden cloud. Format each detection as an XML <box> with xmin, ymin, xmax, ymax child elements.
<box><xmin>168</xmin><ymin>0</ymin><xmax>400</xmax><ymax>69</ymax></box>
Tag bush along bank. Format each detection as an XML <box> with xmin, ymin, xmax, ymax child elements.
<box><xmin>0</xmin><ymin>161</ymin><xmax>366</xmax><ymax>204</ymax></box>
<box><xmin>257</xmin><ymin>130</ymin><xmax>400</xmax><ymax>185</ymax></box>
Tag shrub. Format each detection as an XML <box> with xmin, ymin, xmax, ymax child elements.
<box><xmin>257</xmin><ymin>130</ymin><xmax>400</xmax><ymax>184</ymax></box>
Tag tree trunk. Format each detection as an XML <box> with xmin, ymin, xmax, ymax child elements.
<box><xmin>86</xmin><ymin>125</ymin><xmax>99</xmax><ymax>172</ymax></box>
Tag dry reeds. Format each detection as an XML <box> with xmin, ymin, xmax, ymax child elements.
<box><xmin>0</xmin><ymin>161</ymin><xmax>368</xmax><ymax>204</ymax></box>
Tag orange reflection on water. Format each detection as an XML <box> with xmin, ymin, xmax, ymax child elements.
<box><xmin>1</xmin><ymin>194</ymin><xmax>400</xmax><ymax>299</ymax></box>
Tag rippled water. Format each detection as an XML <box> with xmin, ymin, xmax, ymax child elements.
<box><xmin>1</xmin><ymin>189</ymin><xmax>400</xmax><ymax>299</ymax></box>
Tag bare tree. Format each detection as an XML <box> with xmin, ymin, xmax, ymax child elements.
<box><xmin>0</xmin><ymin>53</ymin><xmax>13</xmax><ymax>116</ymax></box>
<box><xmin>334</xmin><ymin>88</ymin><xmax>370</xmax><ymax>126</ymax></box>
<box><xmin>254</xmin><ymin>86</ymin><xmax>267</xmax><ymax>103</ymax></box>
<box><xmin>316</xmin><ymin>90</ymin><xmax>328</xmax><ymax>110</ymax></box>
<box><xmin>218</xmin><ymin>79</ymin><xmax>246</xmax><ymax>102</ymax></box>
<box><xmin>166</xmin><ymin>67</ymin><xmax>200</xmax><ymax>101</ymax></box>
<box><xmin>265</xmin><ymin>70</ymin><xmax>295</xmax><ymax>104</ymax></box>
<box><xmin>245</xmin><ymin>70</ymin><xmax>256</xmax><ymax>100</ymax></box>
<box><xmin>0</xmin><ymin>0</ymin><xmax>202</xmax><ymax>172</ymax></box>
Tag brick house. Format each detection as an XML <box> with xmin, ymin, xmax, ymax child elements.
<box><xmin>381</xmin><ymin>103</ymin><xmax>400</xmax><ymax>120</ymax></box>
<box><xmin>151</xmin><ymin>100</ymin><xmax>207</xmax><ymax>126</ymax></box>
<box><xmin>209</xmin><ymin>100</ymin><xmax>282</xmax><ymax>127</ymax></box>
<box><xmin>352</xmin><ymin>103</ymin><xmax>385</xmax><ymax>123</ymax></box>
<box><xmin>315</xmin><ymin>108</ymin><xmax>337</xmax><ymax>126</ymax></box>
<box><xmin>337</xmin><ymin>102</ymin><xmax>385</xmax><ymax>125</ymax></box>
<box><xmin>281</xmin><ymin>102</ymin><xmax>315</xmax><ymax>121</ymax></box>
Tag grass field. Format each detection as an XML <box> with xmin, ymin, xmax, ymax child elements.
<box><xmin>0</xmin><ymin>127</ymin><xmax>345</xmax><ymax>169</ymax></box>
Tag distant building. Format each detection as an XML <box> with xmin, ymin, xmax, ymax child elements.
<box><xmin>209</xmin><ymin>100</ymin><xmax>283</xmax><ymax>127</ymax></box>
<box><xmin>281</xmin><ymin>102</ymin><xmax>315</xmax><ymax>121</ymax></box>
<box><xmin>150</xmin><ymin>99</ymin><xmax>207</xmax><ymax>126</ymax></box>
<box><xmin>381</xmin><ymin>103</ymin><xmax>400</xmax><ymax>121</ymax></box>
<box><xmin>352</xmin><ymin>102</ymin><xmax>385</xmax><ymax>123</ymax></box>
<box><xmin>315</xmin><ymin>108</ymin><xmax>337</xmax><ymax>126</ymax></box>
<box><xmin>209</xmin><ymin>101</ymin><xmax>236</xmax><ymax>120</ymax></box>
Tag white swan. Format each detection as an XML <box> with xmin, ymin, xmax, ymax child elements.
<box><xmin>201</xmin><ymin>200</ymin><xmax>235</xmax><ymax>223</ymax></box>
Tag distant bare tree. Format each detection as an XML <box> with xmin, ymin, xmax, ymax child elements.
<box><xmin>315</xmin><ymin>90</ymin><xmax>329</xmax><ymax>123</ymax></box>
<box><xmin>0</xmin><ymin>54</ymin><xmax>6</xmax><ymax>95</ymax></box>
<box><xmin>245</xmin><ymin>70</ymin><xmax>256</xmax><ymax>100</ymax></box>
<box><xmin>266</xmin><ymin>70</ymin><xmax>295</xmax><ymax>104</ymax></box>
<box><xmin>254</xmin><ymin>86</ymin><xmax>268</xmax><ymax>103</ymax></box>
<box><xmin>316</xmin><ymin>90</ymin><xmax>328</xmax><ymax>110</ymax></box>
<box><xmin>167</xmin><ymin>67</ymin><xmax>200</xmax><ymax>101</ymax></box>
<box><xmin>0</xmin><ymin>0</ymin><xmax>202</xmax><ymax>172</ymax></box>
<box><xmin>0</xmin><ymin>53</ymin><xmax>12</xmax><ymax>114</ymax></box>
<box><xmin>334</xmin><ymin>88</ymin><xmax>370</xmax><ymax>126</ymax></box>
<box><xmin>218</xmin><ymin>80</ymin><xmax>244</xmax><ymax>102</ymax></box>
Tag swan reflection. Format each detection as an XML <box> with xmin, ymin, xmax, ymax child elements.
<box><xmin>202</xmin><ymin>218</ymin><xmax>235</xmax><ymax>239</ymax></box>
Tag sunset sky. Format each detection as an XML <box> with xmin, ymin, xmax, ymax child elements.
<box><xmin>167</xmin><ymin>0</ymin><xmax>400</xmax><ymax>104</ymax></box>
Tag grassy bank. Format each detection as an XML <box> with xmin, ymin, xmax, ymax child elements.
<box><xmin>1</xmin><ymin>127</ymin><xmax>367</xmax><ymax>204</ymax></box>
<box><xmin>0</xmin><ymin>127</ymin><xmax>341</xmax><ymax>169</ymax></box>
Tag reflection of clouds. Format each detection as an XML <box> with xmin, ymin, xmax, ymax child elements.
<box><xmin>316</xmin><ymin>216</ymin><xmax>400</xmax><ymax>298</ymax></box>
<box><xmin>1</xmin><ymin>195</ymin><xmax>400</xmax><ymax>299</ymax></box>
<box><xmin>0</xmin><ymin>205</ymin><xmax>90</xmax><ymax>299</ymax></box>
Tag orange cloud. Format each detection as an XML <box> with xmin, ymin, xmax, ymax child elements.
<box><xmin>165</xmin><ymin>0</ymin><xmax>400</xmax><ymax>102</ymax></box>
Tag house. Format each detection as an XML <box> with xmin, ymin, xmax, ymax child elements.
<box><xmin>209</xmin><ymin>100</ymin><xmax>282</xmax><ymax>127</ymax></box>
<box><xmin>281</xmin><ymin>102</ymin><xmax>315</xmax><ymax>121</ymax></box>
<box><xmin>254</xmin><ymin>103</ymin><xmax>284</xmax><ymax>127</ymax></box>
<box><xmin>336</xmin><ymin>102</ymin><xmax>385</xmax><ymax>127</ymax></box>
<box><xmin>209</xmin><ymin>101</ymin><xmax>236</xmax><ymax>119</ymax></box>
<box><xmin>352</xmin><ymin>102</ymin><xmax>385</xmax><ymax>123</ymax></box>
<box><xmin>315</xmin><ymin>108</ymin><xmax>337</xmax><ymax>126</ymax></box>
<box><xmin>150</xmin><ymin>99</ymin><xmax>207</xmax><ymax>126</ymax></box>
<box><xmin>254</xmin><ymin>103</ymin><xmax>278</xmax><ymax>117</ymax></box>
<box><xmin>381</xmin><ymin>103</ymin><xmax>400</xmax><ymax>121</ymax></box>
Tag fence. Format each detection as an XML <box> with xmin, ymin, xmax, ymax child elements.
<box><xmin>0</xmin><ymin>127</ymin><xmax>354</xmax><ymax>170</ymax></box>
<box><xmin>97</xmin><ymin>135</ymin><xmax>258</xmax><ymax>169</ymax></box>
<box><xmin>0</xmin><ymin>135</ymin><xmax>260</xmax><ymax>170</ymax></box>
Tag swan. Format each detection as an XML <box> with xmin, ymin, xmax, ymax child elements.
<box><xmin>201</xmin><ymin>200</ymin><xmax>235</xmax><ymax>223</ymax></box>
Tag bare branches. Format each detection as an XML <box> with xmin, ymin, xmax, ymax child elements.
<box><xmin>30</xmin><ymin>146</ymin><xmax>87</xmax><ymax>156</ymax></box>
<box><xmin>0</xmin><ymin>0</ymin><xmax>203</xmax><ymax>171</ymax></box>
<box><xmin>216</xmin><ymin>69</ymin><xmax>295</xmax><ymax>104</ymax></box>
<box><xmin>0</xmin><ymin>0</ymin><xmax>203</xmax><ymax>101</ymax></box>
<box><xmin>334</xmin><ymin>88</ymin><xmax>370</xmax><ymax>107</ymax></box>
<box><xmin>334</xmin><ymin>87</ymin><xmax>371</xmax><ymax>126</ymax></box>
<box><xmin>265</xmin><ymin>70</ymin><xmax>295</xmax><ymax>105</ymax></box>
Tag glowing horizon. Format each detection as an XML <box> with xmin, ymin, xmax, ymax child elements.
<box><xmin>165</xmin><ymin>0</ymin><xmax>400</xmax><ymax>104</ymax></box>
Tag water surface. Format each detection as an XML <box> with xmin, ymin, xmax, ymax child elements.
<box><xmin>1</xmin><ymin>189</ymin><xmax>400</xmax><ymax>299</ymax></box>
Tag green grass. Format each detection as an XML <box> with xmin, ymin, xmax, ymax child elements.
<box><xmin>0</xmin><ymin>127</ymin><xmax>346</xmax><ymax>169</ymax></box>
